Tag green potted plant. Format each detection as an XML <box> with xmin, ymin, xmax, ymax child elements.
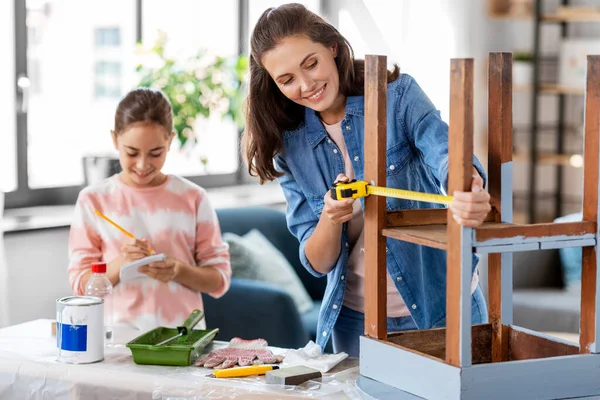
<box><xmin>135</xmin><ymin>31</ymin><xmax>248</xmax><ymax>156</ymax></box>
<box><xmin>513</xmin><ymin>51</ymin><xmax>534</xmax><ymax>86</ymax></box>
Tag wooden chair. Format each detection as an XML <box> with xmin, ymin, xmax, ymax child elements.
<box><xmin>357</xmin><ymin>53</ymin><xmax>600</xmax><ymax>400</ymax></box>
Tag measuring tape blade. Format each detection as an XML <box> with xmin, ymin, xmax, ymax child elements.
<box><xmin>367</xmin><ymin>185</ymin><xmax>453</xmax><ymax>205</ymax></box>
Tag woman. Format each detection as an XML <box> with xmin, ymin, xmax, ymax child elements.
<box><xmin>243</xmin><ymin>3</ymin><xmax>490</xmax><ymax>356</ymax></box>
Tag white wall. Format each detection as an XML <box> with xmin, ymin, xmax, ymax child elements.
<box><xmin>3</xmin><ymin>228</ymin><xmax>73</xmax><ymax>326</ymax></box>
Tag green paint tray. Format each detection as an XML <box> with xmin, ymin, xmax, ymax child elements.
<box><xmin>126</xmin><ymin>309</ymin><xmax>219</xmax><ymax>366</ymax></box>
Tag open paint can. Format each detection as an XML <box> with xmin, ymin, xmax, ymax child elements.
<box><xmin>56</xmin><ymin>296</ymin><xmax>104</xmax><ymax>364</ymax></box>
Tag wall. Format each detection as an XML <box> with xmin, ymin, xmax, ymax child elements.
<box><xmin>2</xmin><ymin>228</ymin><xmax>73</xmax><ymax>327</ymax></box>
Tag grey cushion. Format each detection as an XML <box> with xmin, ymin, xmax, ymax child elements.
<box><xmin>223</xmin><ymin>229</ymin><xmax>314</xmax><ymax>314</ymax></box>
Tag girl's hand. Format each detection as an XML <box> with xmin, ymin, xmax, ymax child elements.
<box><xmin>323</xmin><ymin>173</ymin><xmax>355</xmax><ymax>225</ymax></box>
<box><xmin>121</xmin><ymin>238</ymin><xmax>151</xmax><ymax>263</ymax></box>
<box><xmin>449</xmin><ymin>174</ymin><xmax>492</xmax><ymax>228</ymax></box>
<box><xmin>138</xmin><ymin>256</ymin><xmax>183</xmax><ymax>282</ymax></box>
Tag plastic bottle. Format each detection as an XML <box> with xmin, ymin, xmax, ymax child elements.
<box><xmin>85</xmin><ymin>262</ymin><xmax>113</xmax><ymax>341</ymax></box>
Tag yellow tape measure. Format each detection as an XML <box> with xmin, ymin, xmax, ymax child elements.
<box><xmin>330</xmin><ymin>180</ymin><xmax>453</xmax><ymax>205</ymax></box>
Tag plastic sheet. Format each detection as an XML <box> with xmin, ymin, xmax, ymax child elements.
<box><xmin>0</xmin><ymin>319</ymin><xmax>364</xmax><ymax>399</ymax></box>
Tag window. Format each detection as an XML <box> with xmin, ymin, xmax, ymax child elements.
<box><xmin>95</xmin><ymin>27</ymin><xmax>121</xmax><ymax>47</ymax></box>
<box><xmin>142</xmin><ymin>0</ymin><xmax>241</xmax><ymax>178</ymax></box>
<box><xmin>94</xmin><ymin>60</ymin><xmax>122</xmax><ymax>99</ymax></box>
<box><xmin>94</xmin><ymin>28</ymin><xmax>123</xmax><ymax>99</ymax></box>
<box><xmin>25</xmin><ymin>0</ymin><xmax>137</xmax><ymax>190</ymax></box>
<box><xmin>1</xmin><ymin>0</ymin><xmax>16</xmax><ymax>193</ymax></box>
<box><xmin>7</xmin><ymin>0</ymin><xmax>252</xmax><ymax>207</ymax></box>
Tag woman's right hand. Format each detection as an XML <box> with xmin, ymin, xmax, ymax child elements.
<box><xmin>323</xmin><ymin>173</ymin><xmax>355</xmax><ymax>225</ymax></box>
<box><xmin>121</xmin><ymin>238</ymin><xmax>151</xmax><ymax>263</ymax></box>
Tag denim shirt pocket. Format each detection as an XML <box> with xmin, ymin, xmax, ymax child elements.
<box><xmin>385</xmin><ymin>143</ymin><xmax>417</xmax><ymax>210</ymax></box>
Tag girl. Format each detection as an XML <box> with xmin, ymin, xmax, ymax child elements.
<box><xmin>68</xmin><ymin>88</ymin><xmax>231</xmax><ymax>333</ymax></box>
<box><xmin>243</xmin><ymin>3</ymin><xmax>491</xmax><ymax>357</ymax></box>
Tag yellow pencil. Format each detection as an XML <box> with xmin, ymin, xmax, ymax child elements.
<box><xmin>210</xmin><ymin>365</ymin><xmax>279</xmax><ymax>378</ymax></box>
<box><xmin>94</xmin><ymin>209</ymin><xmax>154</xmax><ymax>254</ymax></box>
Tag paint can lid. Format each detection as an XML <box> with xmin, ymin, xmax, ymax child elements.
<box><xmin>57</xmin><ymin>295</ymin><xmax>103</xmax><ymax>306</ymax></box>
<box><xmin>91</xmin><ymin>262</ymin><xmax>107</xmax><ymax>274</ymax></box>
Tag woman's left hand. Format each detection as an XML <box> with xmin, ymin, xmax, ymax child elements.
<box><xmin>138</xmin><ymin>256</ymin><xmax>183</xmax><ymax>282</ymax></box>
<box><xmin>449</xmin><ymin>174</ymin><xmax>492</xmax><ymax>228</ymax></box>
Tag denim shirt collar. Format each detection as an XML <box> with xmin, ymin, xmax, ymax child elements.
<box><xmin>304</xmin><ymin>95</ymin><xmax>365</xmax><ymax>148</ymax></box>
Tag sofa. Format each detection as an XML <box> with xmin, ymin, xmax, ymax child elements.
<box><xmin>477</xmin><ymin>249</ymin><xmax>579</xmax><ymax>333</ymax></box>
<box><xmin>202</xmin><ymin>206</ymin><xmax>331</xmax><ymax>351</ymax></box>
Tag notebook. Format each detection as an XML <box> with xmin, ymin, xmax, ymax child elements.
<box><xmin>119</xmin><ymin>253</ymin><xmax>166</xmax><ymax>282</ymax></box>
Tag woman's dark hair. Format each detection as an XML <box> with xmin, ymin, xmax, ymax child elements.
<box><xmin>114</xmin><ymin>87</ymin><xmax>173</xmax><ymax>135</ymax></box>
<box><xmin>243</xmin><ymin>3</ymin><xmax>399</xmax><ymax>183</ymax></box>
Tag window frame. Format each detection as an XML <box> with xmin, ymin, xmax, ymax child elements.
<box><xmin>6</xmin><ymin>0</ymin><xmax>252</xmax><ymax>209</ymax></box>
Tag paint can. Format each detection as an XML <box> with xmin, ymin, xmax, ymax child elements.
<box><xmin>56</xmin><ymin>296</ymin><xmax>104</xmax><ymax>364</ymax></box>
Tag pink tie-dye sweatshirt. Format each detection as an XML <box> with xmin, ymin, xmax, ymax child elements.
<box><xmin>68</xmin><ymin>174</ymin><xmax>231</xmax><ymax>332</ymax></box>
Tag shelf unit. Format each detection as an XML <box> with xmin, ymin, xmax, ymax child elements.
<box><xmin>529</xmin><ymin>0</ymin><xmax>590</xmax><ymax>223</ymax></box>
<box><xmin>490</xmin><ymin>0</ymin><xmax>595</xmax><ymax>223</ymax></box>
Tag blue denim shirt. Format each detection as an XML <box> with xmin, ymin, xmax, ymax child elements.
<box><xmin>274</xmin><ymin>73</ymin><xmax>486</xmax><ymax>351</ymax></box>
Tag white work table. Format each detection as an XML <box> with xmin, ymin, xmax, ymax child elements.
<box><xmin>0</xmin><ymin>319</ymin><xmax>362</xmax><ymax>400</ymax></box>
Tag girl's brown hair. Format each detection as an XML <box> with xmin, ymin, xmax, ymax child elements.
<box><xmin>114</xmin><ymin>87</ymin><xmax>173</xmax><ymax>135</ymax></box>
<box><xmin>243</xmin><ymin>3</ymin><xmax>399</xmax><ymax>183</ymax></box>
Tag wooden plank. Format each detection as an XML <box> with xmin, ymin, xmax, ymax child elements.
<box><xmin>386</xmin><ymin>324</ymin><xmax>492</xmax><ymax>364</ymax></box>
<box><xmin>386</xmin><ymin>208</ymin><xmax>449</xmax><ymax>227</ymax></box>
<box><xmin>360</xmin><ymin>336</ymin><xmax>461</xmax><ymax>400</ymax></box>
<box><xmin>487</xmin><ymin>52</ymin><xmax>512</xmax><ymax>215</ymax></box>
<box><xmin>386</xmin><ymin>208</ymin><xmax>497</xmax><ymax>227</ymax></box>
<box><xmin>581</xmin><ymin>55</ymin><xmax>600</xmax><ymax>354</ymax></box>
<box><xmin>475</xmin><ymin>242</ymin><xmax>539</xmax><ymax>254</ymax></box>
<box><xmin>508</xmin><ymin>325</ymin><xmax>579</xmax><ymax>361</ymax></box>
<box><xmin>475</xmin><ymin>233</ymin><xmax>595</xmax><ymax>247</ymax></box>
<box><xmin>499</xmin><ymin>164</ymin><xmax>514</xmax><ymax>326</ymax></box>
<box><xmin>383</xmin><ymin>225</ymin><xmax>590</xmax><ymax>253</ymax></box>
<box><xmin>541</xmin><ymin>238</ymin><xmax>596</xmax><ymax>250</ymax></box>
<box><xmin>488</xmin><ymin>252</ymin><xmax>502</xmax><ymax>362</ymax></box>
<box><xmin>461</xmin><ymin>353</ymin><xmax>600</xmax><ymax>400</ymax></box>
<box><xmin>487</xmin><ymin>52</ymin><xmax>512</xmax><ymax>364</ymax></box>
<box><xmin>363</xmin><ymin>55</ymin><xmax>388</xmax><ymax>340</ymax></box>
<box><xmin>474</xmin><ymin>221</ymin><xmax>596</xmax><ymax>243</ymax></box>
<box><xmin>382</xmin><ymin>225</ymin><xmax>447</xmax><ymax>250</ymax></box>
<box><xmin>446</xmin><ymin>58</ymin><xmax>474</xmax><ymax>367</ymax></box>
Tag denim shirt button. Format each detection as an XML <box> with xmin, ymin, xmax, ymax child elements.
<box><xmin>397</xmin><ymin>276</ymin><xmax>402</xmax><ymax>281</ymax></box>
<box><xmin>345</xmin><ymin>242</ymin><xmax>349</xmax><ymax>248</ymax></box>
<box><xmin>327</xmin><ymin>139</ymin><xmax>332</xmax><ymax>144</ymax></box>
<box><xmin>411</xmin><ymin>304</ymin><xmax>417</xmax><ymax>310</ymax></box>
<box><xmin>389</xmin><ymin>165</ymin><xmax>395</xmax><ymax>171</ymax></box>
<box><xmin>333</xmin><ymin>304</ymin><xmax>338</xmax><ymax>309</ymax></box>
<box><xmin>354</xmin><ymin>156</ymin><xmax>359</xmax><ymax>162</ymax></box>
<box><xmin>345</xmin><ymin>125</ymin><xmax>351</xmax><ymax>131</ymax></box>
<box><xmin>322</xmin><ymin>331</ymin><xmax>327</xmax><ymax>337</ymax></box>
<box><xmin>333</xmin><ymin>149</ymin><xmax>338</xmax><ymax>154</ymax></box>
<box><xmin>340</xmin><ymin>275</ymin><xmax>345</xmax><ymax>281</ymax></box>
<box><xmin>386</xmin><ymin>247</ymin><xmax>389</xmax><ymax>253</ymax></box>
